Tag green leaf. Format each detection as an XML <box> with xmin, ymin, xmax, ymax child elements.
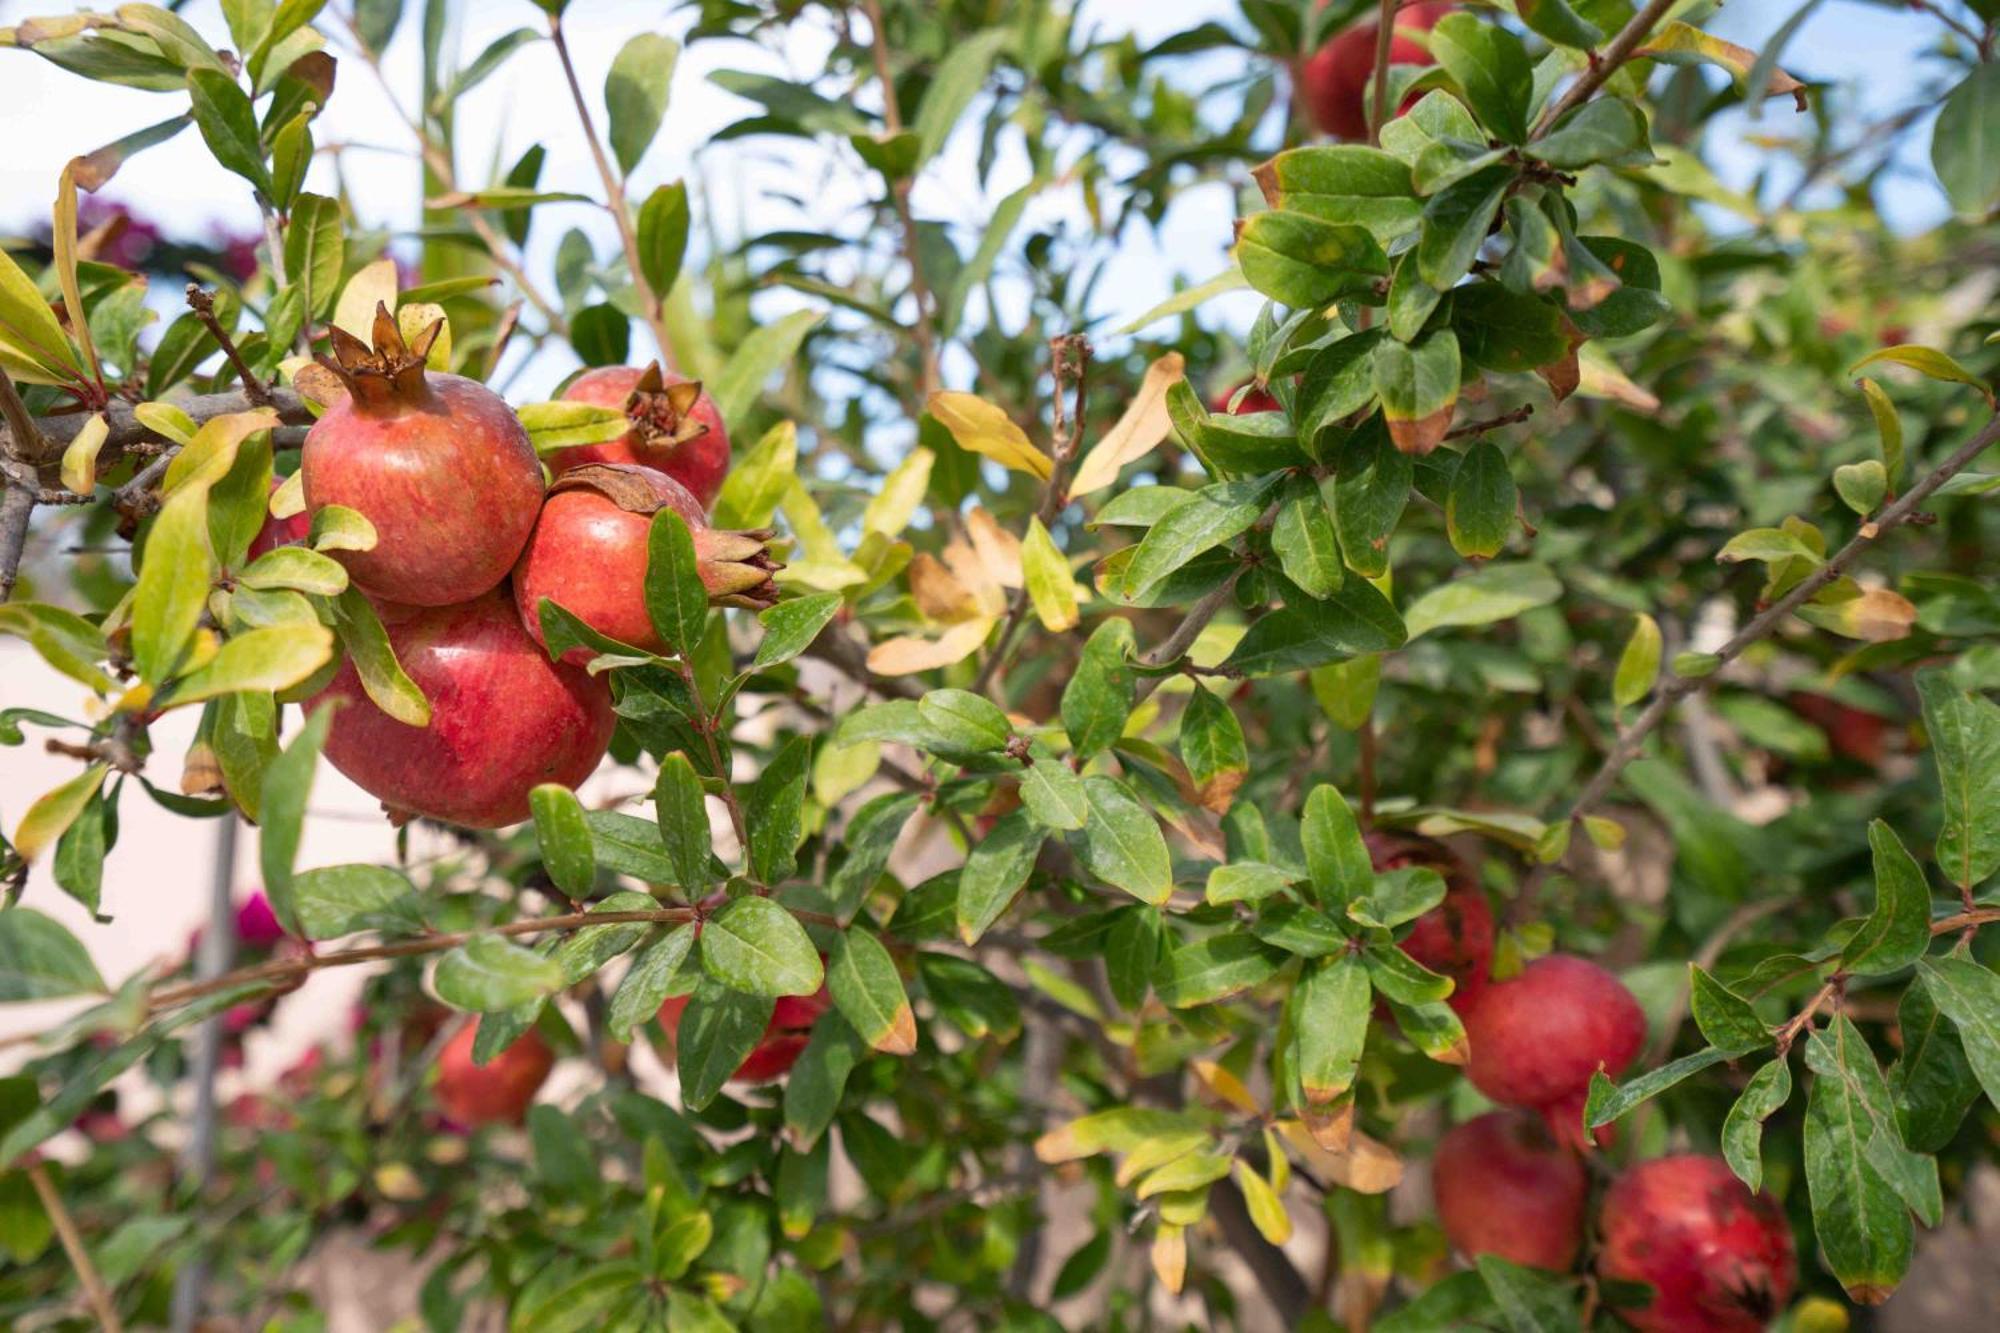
<box><xmin>434</xmin><ymin>934</ymin><xmax>566</xmax><ymax>1012</ymax></box>
<box><xmin>745</xmin><ymin>735</ymin><xmax>810</xmax><ymax>884</ymax></box>
<box><xmin>1857</xmin><ymin>378</ymin><xmax>1905</xmax><ymax>485</ymax></box>
<box><xmin>652</xmin><ymin>753</ymin><xmax>713</xmax><ymax>895</ymax></box>
<box><xmin>169</xmin><ymin>623</ymin><xmax>334</xmax><ymax>706</ymax></box>
<box><xmin>1121</xmin><ymin>479</ymin><xmax>1270</xmax><ymax>600</ymax></box>
<box><xmin>1403</xmin><ymin>562</ymin><xmax>1561</xmax><ymax>639</ymax></box>
<box><xmin>1077</xmin><ymin>777</ymin><xmax>1174</xmax><ymax>906</ymax></box>
<box><xmin>50</xmin><ymin>778</ymin><xmax>113</xmax><ymax>915</ymax></box>
<box><xmin>1269</xmin><ymin>475</ymin><xmax>1343</xmax><ymax>597</ymax></box>
<box><xmin>1156</xmin><ymin>932</ymin><xmax>1287</xmax><ymax>1008</ymax></box>
<box><xmin>1933</xmin><ymin>62</ymin><xmax>2000</xmax><ymax>221</ymax></box>
<box><xmin>549</xmin><ymin>891</ymin><xmax>658</xmax><ymax>985</ymax></box>
<box><xmin>1293</xmin><ymin>953</ymin><xmax>1370</xmax><ymax>1105</ymax></box>
<box><xmin>1516</xmin><ymin>0</ymin><xmax>1603</xmax><ymax>49</ymax></box>
<box><xmin>1253</xmin><ymin>901</ymin><xmax>1348</xmax><ymax>958</ymax></box>
<box><xmin>291</xmin><ymin>864</ymin><xmax>422</xmax><ymax>940</ymax></box>
<box><xmin>1223</xmin><ymin>579</ymin><xmax>1408</xmax><ymax>676</ymax></box>
<box><xmin>1062</xmin><ymin>618</ymin><xmax>1136</xmax><ymax>760</ymax></box>
<box><xmin>1105</xmin><ymin>907</ymin><xmax>1162</xmax><ymax>1011</ymax></box>
<box><xmin>0</xmin><ymin>909</ymin><xmax>105</xmax><ymax>1001</ymax></box>
<box><xmin>283</xmin><ymin>192</ymin><xmax>344</xmax><ymax>319</ymax></box>
<box><xmin>700</xmin><ymin>896</ymin><xmax>822</xmax><ymax>997</ymax></box>
<box><xmin>187</xmin><ymin>68</ymin><xmax>272</xmax><ymax>195</ymax></box>
<box><xmin>1179</xmin><ymin>686</ymin><xmax>1248</xmax><ymax>813</ymax></box>
<box><xmin>829</xmin><ymin>792</ymin><xmax>919</xmax><ymax>918</ymax></box>
<box><xmin>1251</xmin><ymin>145</ymin><xmax>1420</xmax><ymax>248</ymax></box>
<box><xmin>1417</xmin><ymin>163</ymin><xmax>1515</xmax><ymax>290</ymax></box>
<box><xmin>1717</xmin><ymin>527</ymin><xmax>1823</xmax><ymax>566</ymax></box>
<box><xmin>0</xmin><ymin>243</ymin><xmax>82</xmax><ymax>381</ymax></box>
<box><xmin>131</xmin><ymin>484</ymin><xmax>215</xmax><ymax>685</ymax></box>
<box><xmin>1301</xmin><ymin>784</ymin><xmax>1370</xmax><ymax>909</ymax></box>
<box><xmin>1722</xmin><ymin>1058</ymin><xmax>1793</xmax><ymax>1192</ymax></box>
<box><xmin>1445</xmin><ymin>440</ymin><xmax>1514</xmax><ymax>556</ymax></box>
<box><xmin>1299</xmin><ymin>332</ymin><xmax>1386</xmax><ymax>446</ymax></box>
<box><xmin>911</xmin><ymin>28</ymin><xmax>1007</xmax><ymax>166</ymax></box>
<box><xmin>328</xmin><ymin>588</ymin><xmax>430</xmax><ymax>727</ymax></box>
<box><xmin>1349</xmin><ymin>866</ymin><xmax>1445</xmax><ymax>930</ymax></box>
<box><xmin>517</xmin><ymin>402</ymin><xmax>629</xmax><ymax>455</ymax></box>
<box><xmin>678</xmin><ymin>980</ymin><xmax>775</xmax><ymax>1112</ymax></box>
<box><xmin>1918</xmin><ymin>956</ymin><xmax>2000</xmax><ymax>1112</ymax></box>
<box><xmin>1331</xmin><ymin>419</ymin><xmax>1412</xmax><ymax>578</ymax></box>
<box><xmin>605</xmin><ymin>33</ymin><xmax>678</xmax><ymax>175</ymax></box>
<box><xmin>752</xmin><ymin>593</ymin><xmax>840</xmax><ymax>670</ymax></box>
<box><xmin>530</xmin><ymin>784</ymin><xmax>597</xmax><ymax>895</ymax></box>
<box><xmin>916</xmin><ymin>952</ymin><xmax>1021</xmax><ymax>1041</ymax></box>
<box><xmin>957</xmin><ymin>809</ymin><xmax>1044</xmax><ymax>945</ymax></box>
<box><xmin>1834</xmin><ymin>459</ymin><xmax>1889</xmax><ymax>516</ymax></box>
<box><xmin>1206</xmin><ymin>862</ymin><xmax>1295</xmax><ymax>906</ymax></box>
<box><xmin>257</xmin><ymin>702</ymin><xmax>332</xmax><ymax>933</ymax></box>
<box><xmin>827</xmin><ymin>928</ymin><xmax>915</xmax><ymax>1055</ymax></box>
<box><xmin>1429</xmin><ymin>14</ymin><xmax>1532</xmax><ymax>143</ymax></box>
<box><xmin>1915</xmin><ymin>669</ymin><xmax>2000</xmax><ymax>890</ymax></box>
<box><xmin>606</xmin><ymin>923</ymin><xmax>696</xmax><ymax>1042</ymax></box>
<box><xmin>1802</xmin><ymin>1018</ymin><xmax>1917</xmax><ymax>1302</ymax></box>
<box><xmin>918</xmin><ymin>688</ymin><xmax>1011</xmax><ymax>753</ymax></box>
<box><xmin>636</xmin><ymin>179</ymin><xmax>690</xmax><ymax>297</ymax></box>
<box><xmin>643</xmin><ymin>511</ymin><xmax>708</xmax><ymax>657</ymax></box>
<box><xmin>309</xmin><ymin>504</ymin><xmax>378</xmax><ymax>553</ymax></box>
<box><xmin>1892</xmin><ymin>971</ymin><xmax>1982</xmax><ymax>1152</ymax></box>
<box><xmin>240</xmin><ymin>546</ymin><xmax>348</xmax><ymax>596</ymax></box>
<box><xmin>1690</xmin><ymin>966</ymin><xmax>1769</xmax><ymax>1055</ymax></box>
<box><xmin>1018</xmin><ymin>752</ymin><xmax>1089</xmax><ymax>832</ymax></box>
<box><xmin>709</xmin><ymin>309</ymin><xmax>822</xmax><ymax>430</ymax></box>
<box><xmin>1528</xmin><ymin>97</ymin><xmax>1653</xmax><ymax>169</ymax></box>
<box><xmin>1847</xmin><ymin>345</ymin><xmax>1992</xmax><ymax>405</ymax></box>
<box><xmin>1473</xmin><ymin>1255</ymin><xmax>1582</xmax><ymax>1333</ymax></box>
<box><xmin>1841</xmin><ymin>821</ymin><xmax>1933</xmax><ymax>978</ymax></box>
<box><xmin>1613</xmin><ymin>613</ymin><xmax>1662</xmax><ymax>709</ymax></box>
<box><xmin>1233</xmin><ymin>211</ymin><xmax>1388</xmax><ymax>309</ymax></box>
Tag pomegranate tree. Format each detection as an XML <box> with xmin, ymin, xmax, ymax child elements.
<box><xmin>544</xmin><ymin>363</ymin><xmax>732</xmax><ymax>507</ymax></box>
<box><xmin>314</xmin><ymin>590</ymin><xmax>616</xmax><ymax>828</ymax></box>
<box><xmin>1598</xmin><ymin>1156</ymin><xmax>1797</xmax><ymax>1332</ymax></box>
<box><xmin>300</xmin><ymin>304</ymin><xmax>544</xmax><ymax>606</ymax></box>
<box><xmin>1432</xmin><ymin>1111</ymin><xmax>1588</xmax><ymax>1271</ymax></box>
<box><xmin>511</xmin><ymin>463</ymin><xmax>779</xmax><ymax>656</ymax></box>
<box><xmin>434</xmin><ymin>1024</ymin><xmax>555</xmax><ymax>1128</ymax></box>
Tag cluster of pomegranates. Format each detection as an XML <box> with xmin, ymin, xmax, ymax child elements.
<box><xmin>267</xmin><ymin>304</ymin><xmax>775</xmax><ymax>828</ymax></box>
<box><xmin>1371</xmin><ymin>833</ymin><xmax>1797</xmax><ymax>1331</ymax></box>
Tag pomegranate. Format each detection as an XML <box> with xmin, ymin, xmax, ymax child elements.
<box><xmin>247</xmin><ymin>479</ymin><xmax>311</xmax><ymax>560</ymax></box>
<box><xmin>434</xmin><ymin>1023</ymin><xmax>555</xmax><ymax>1128</ymax></box>
<box><xmin>315</xmin><ymin>589</ymin><xmax>616</xmax><ymax>828</ymax></box>
<box><xmin>544</xmin><ymin>363</ymin><xmax>731</xmax><ymax>508</ymax></box>
<box><xmin>658</xmin><ymin>986</ymin><xmax>831</xmax><ymax>1084</ymax></box>
<box><xmin>1211</xmin><ymin>382</ymin><xmax>1281</xmax><ymax>415</ymax></box>
<box><xmin>1463</xmin><ymin>954</ymin><xmax>1646</xmax><ymax>1150</ymax></box>
<box><xmin>1366</xmin><ymin>831</ymin><xmax>1493</xmax><ymax>1013</ymax></box>
<box><xmin>300</xmin><ymin>302</ymin><xmax>543</xmax><ymax>606</ymax></box>
<box><xmin>511</xmin><ymin>463</ymin><xmax>780</xmax><ymax>657</ymax></box>
<box><xmin>1784</xmin><ymin>690</ymin><xmax>1891</xmax><ymax>766</ymax></box>
<box><xmin>1598</xmin><ymin>1155</ymin><xmax>1797</xmax><ymax>1332</ymax></box>
<box><xmin>1299</xmin><ymin>2</ymin><xmax>1449</xmax><ymax>141</ymax></box>
<box><xmin>1433</xmin><ymin>1112</ymin><xmax>1588</xmax><ymax>1271</ymax></box>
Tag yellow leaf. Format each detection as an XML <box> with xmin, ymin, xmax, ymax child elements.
<box><xmin>909</xmin><ymin>553</ymin><xmax>983</xmax><ymax>623</ymax></box>
<box><xmin>52</xmin><ymin>162</ymin><xmax>100</xmax><ymax>388</ymax></box>
<box><xmin>1190</xmin><ymin>1059</ymin><xmax>1258</xmax><ymax>1115</ymax></box>
<box><xmin>941</xmin><ymin>539</ymin><xmax>1007</xmax><ymax>618</ymax></box>
<box><xmin>1070</xmin><ymin>351</ymin><xmax>1184</xmax><ymax>496</ymax></box>
<box><xmin>270</xmin><ymin>468</ymin><xmax>306</xmax><ymax>519</ymax></box>
<box><xmin>397</xmin><ymin>303</ymin><xmax>451</xmax><ymax>370</ymax></box>
<box><xmin>1275</xmin><ymin>1119</ymin><xmax>1405</xmax><ymax>1194</ymax></box>
<box><xmin>927</xmin><ymin>391</ymin><xmax>1052</xmax><ymax>480</ymax></box>
<box><xmin>12</xmin><ymin>763</ymin><xmax>108</xmax><ymax>862</ymax></box>
<box><xmin>333</xmin><ymin>259</ymin><xmax>398</xmax><ymax>341</ymax></box>
<box><xmin>162</xmin><ymin>408</ymin><xmax>280</xmax><ymax>496</ymax></box>
<box><xmin>1801</xmin><ymin>582</ymin><xmax>1918</xmax><ymax>643</ymax></box>
<box><xmin>1150</xmin><ymin>1224</ymin><xmax>1186</xmax><ymax>1294</ymax></box>
<box><xmin>1577</xmin><ymin>347</ymin><xmax>1661</xmax><ymax>412</ymax></box>
<box><xmin>1233</xmin><ymin>1160</ymin><xmax>1293</xmax><ymax>1246</ymax></box>
<box><xmin>862</xmin><ymin>447</ymin><xmax>933</xmax><ymax>537</ymax></box>
<box><xmin>1637</xmin><ymin>22</ymin><xmax>1807</xmax><ymax>110</ymax></box>
<box><xmin>59</xmin><ymin>413</ymin><xmax>109</xmax><ymax>495</ymax></box>
<box><xmin>865</xmin><ymin>617</ymin><xmax>994</xmax><ymax>675</ymax></box>
<box><xmin>1021</xmin><ymin>516</ymin><xmax>1079</xmax><ymax>632</ymax></box>
<box><xmin>965</xmin><ymin>507</ymin><xmax>1023</xmax><ymax>590</ymax></box>
<box><xmin>133</xmin><ymin>401</ymin><xmax>198</xmax><ymax>445</ymax></box>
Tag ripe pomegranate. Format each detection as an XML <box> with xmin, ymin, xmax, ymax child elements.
<box><xmin>1366</xmin><ymin>831</ymin><xmax>1493</xmax><ymax>1013</ymax></box>
<box><xmin>1299</xmin><ymin>2</ymin><xmax>1449</xmax><ymax>141</ymax></box>
<box><xmin>248</xmin><ymin>479</ymin><xmax>311</xmax><ymax>560</ymax></box>
<box><xmin>315</xmin><ymin>589</ymin><xmax>615</xmax><ymax>828</ymax></box>
<box><xmin>658</xmin><ymin>986</ymin><xmax>831</xmax><ymax>1084</ymax></box>
<box><xmin>434</xmin><ymin>1023</ymin><xmax>555</xmax><ymax>1128</ymax></box>
<box><xmin>1211</xmin><ymin>382</ymin><xmax>1281</xmax><ymax>415</ymax></box>
<box><xmin>1463</xmin><ymin>954</ymin><xmax>1646</xmax><ymax>1150</ymax></box>
<box><xmin>300</xmin><ymin>303</ymin><xmax>543</xmax><ymax>606</ymax></box>
<box><xmin>544</xmin><ymin>363</ymin><xmax>731</xmax><ymax>508</ymax></box>
<box><xmin>1598</xmin><ymin>1155</ymin><xmax>1797</xmax><ymax>1332</ymax></box>
<box><xmin>512</xmin><ymin>463</ymin><xmax>780</xmax><ymax>658</ymax></box>
<box><xmin>1784</xmin><ymin>690</ymin><xmax>1891</xmax><ymax>766</ymax></box>
<box><xmin>1433</xmin><ymin>1112</ymin><xmax>1588</xmax><ymax>1271</ymax></box>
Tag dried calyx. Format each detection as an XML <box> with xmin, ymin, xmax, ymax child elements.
<box><xmin>552</xmin><ymin>463</ymin><xmax>782</xmax><ymax>609</ymax></box>
<box><xmin>622</xmin><ymin>361</ymin><xmax>711</xmax><ymax>447</ymax></box>
<box><xmin>317</xmin><ymin>301</ymin><xmax>445</xmax><ymax>410</ymax></box>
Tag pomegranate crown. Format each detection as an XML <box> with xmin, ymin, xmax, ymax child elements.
<box><xmin>624</xmin><ymin>361</ymin><xmax>711</xmax><ymax>448</ymax></box>
<box><xmin>554</xmin><ymin>463</ymin><xmax>782</xmax><ymax>611</ymax></box>
<box><xmin>318</xmin><ymin>301</ymin><xmax>444</xmax><ymax>409</ymax></box>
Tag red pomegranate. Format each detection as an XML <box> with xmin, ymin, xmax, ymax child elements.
<box><xmin>1299</xmin><ymin>2</ymin><xmax>1450</xmax><ymax>141</ymax></box>
<box><xmin>1433</xmin><ymin>1112</ymin><xmax>1588</xmax><ymax>1271</ymax></box>
<box><xmin>1598</xmin><ymin>1155</ymin><xmax>1797</xmax><ymax>1332</ymax></box>
<box><xmin>315</xmin><ymin>590</ymin><xmax>616</xmax><ymax>828</ymax></box>
<box><xmin>658</xmin><ymin>986</ymin><xmax>831</xmax><ymax>1084</ymax></box>
<box><xmin>544</xmin><ymin>363</ymin><xmax>731</xmax><ymax>508</ymax></box>
<box><xmin>1463</xmin><ymin>954</ymin><xmax>1646</xmax><ymax>1150</ymax></box>
<box><xmin>1366</xmin><ymin>831</ymin><xmax>1493</xmax><ymax>1012</ymax></box>
<box><xmin>512</xmin><ymin>463</ymin><xmax>780</xmax><ymax>658</ymax></box>
<box><xmin>248</xmin><ymin>479</ymin><xmax>312</xmax><ymax>560</ymax></box>
<box><xmin>1211</xmin><ymin>382</ymin><xmax>1281</xmax><ymax>414</ymax></box>
<box><xmin>300</xmin><ymin>303</ymin><xmax>543</xmax><ymax>606</ymax></box>
<box><xmin>435</xmin><ymin>1023</ymin><xmax>555</xmax><ymax>1128</ymax></box>
<box><xmin>1784</xmin><ymin>690</ymin><xmax>1891</xmax><ymax>766</ymax></box>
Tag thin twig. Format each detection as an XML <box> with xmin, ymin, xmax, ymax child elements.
<box><xmin>27</xmin><ymin>1161</ymin><xmax>126</xmax><ymax>1333</ymax></box>
<box><xmin>1535</xmin><ymin>0</ymin><xmax>1679</xmax><ymax>135</ymax></box>
<box><xmin>1134</xmin><ymin>573</ymin><xmax>1246</xmax><ymax>706</ymax></box>
<box><xmin>184</xmin><ymin>285</ymin><xmax>271</xmax><ymax>406</ymax></box>
<box><xmin>861</xmin><ymin>0</ymin><xmax>942</xmax><ymax>398</ymax></box>
<box><xmin>547</xmin><ymin>16</ymin><xmax>677</xmax><ymax>371</ymax></box>
<box><xmin>1366</xmin><ymin>0</ymin><xmax>1399</xmax><ymax>148</ymax></box>
<box><xmin>1933</xmin><ymin>906</ymin><xmax>2000</xmax><ymax>935</ymax></box>
<box><xmin>1443</xmin><ymin>403</ymin><xmax>1534</xmax><ymax>440</ymax></box>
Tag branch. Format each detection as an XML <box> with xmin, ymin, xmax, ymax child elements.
<box><xmin>27</xmin><ymin>1161</ymin><xmax>125</xmax><ymax>1333</ymax></box>
<box><xmin>184</xmin><ymin>285</ymin><xmax>270</xmax><ymax>406</ymax></box>
<box><xmin>1535</xmin><ymin>0</ymin><xmax>1678</xmax><ymax>135</ymax></box>
<box><xmin>548</xmin><ymin>16</ymin><xmax>677</xmax><ymax>372</ymax></box>
<box><xmin>1933</xmin><ymin>906</ymin><xmax>2000</xmax><ymax>935</ymax></box>
<box><xmin>1366</xmin><ymin>0</ymin><xmax>1399</xmax><ymax>148</ymax></box>
<box><xmin>1555</xmin><ymin>413</ymin><xmax>2000</xmax><ymax>830</ymax></box>
<box><xmin>1133</xmin><ymin>573</ymin><xmax>1246</xmax><ymax>706</ymax></box>
<box><xmin>861</xmin><ymin>0</ymin><xmax>943</xmax><ymax>399</ymax></box>
<box><xmin>1</xmin><ymin>385</ymin><xmax>311</xmax><ymax>466</ymax></box>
